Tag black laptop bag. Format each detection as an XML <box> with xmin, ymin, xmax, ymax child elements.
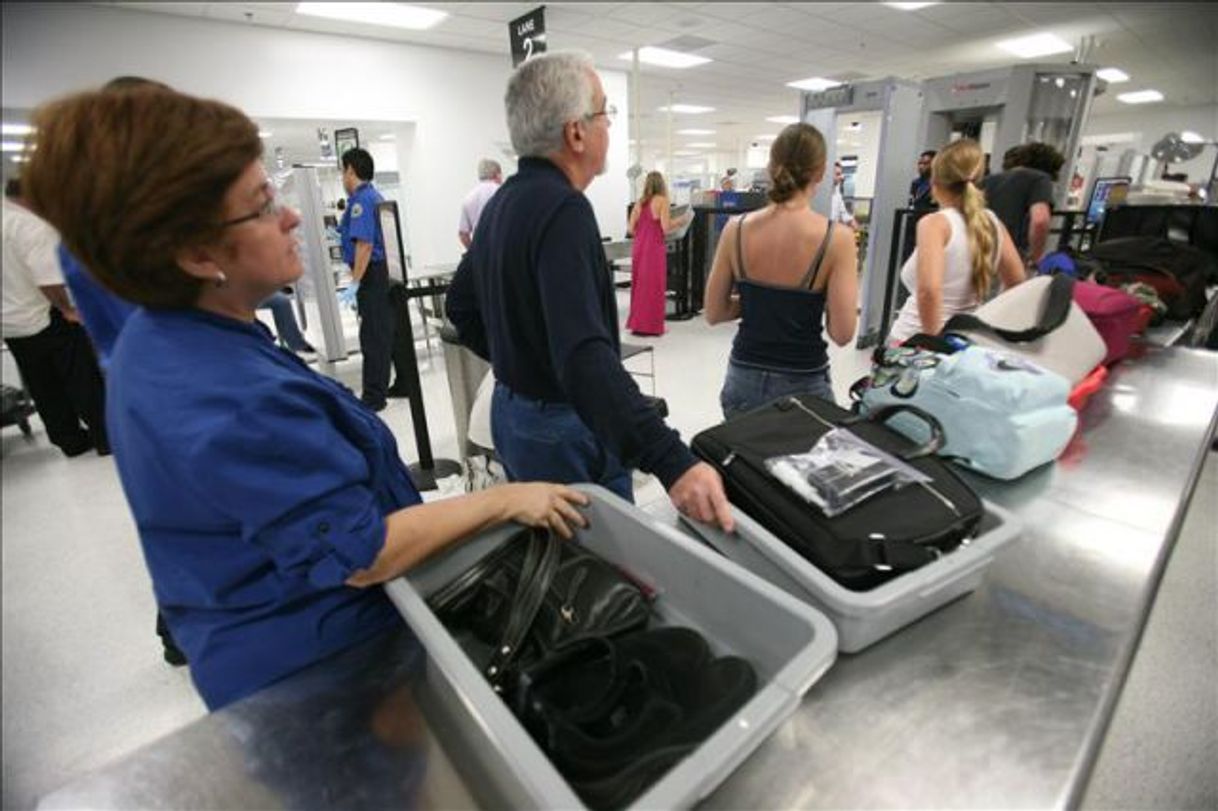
<box><xmin>691</xmin><ymin>395</ymin><xmax>984</xmax><ymax>591</ymax></box>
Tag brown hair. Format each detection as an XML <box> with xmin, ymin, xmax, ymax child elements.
<box><xmin>767</xmin><ymin>123</ymin><xmax>826</xmax><ymax>204</ymax></box>
<box><xmin>932</xmin><ymin>139</ymin><xmax>996</xmax><ymax>301</ymax></box>
<box><xmin>640</xmin><ymin>170</ymin><xmax>667</xmax><ymax>203</ymax></box>
<box><xmin>22</xmin><ymin>88</ymin><xmax>261</xmax><ymax>309</ymax></box>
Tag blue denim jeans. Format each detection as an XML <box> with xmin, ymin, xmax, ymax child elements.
<box><xmin>491</xmin><ymin>382</ymin><xmax>633</xmax><ymax>502</ymax></box>
<box><xmin>258</xmin><ymin>293</ymin><xmax>311</xmax><ymax>352</ymax></box>
<box><xmin>720</xmin><ymin>361</ymin><xmax>834</xmax><ymax>420</ymax></box>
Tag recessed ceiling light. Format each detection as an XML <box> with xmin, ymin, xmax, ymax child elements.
<box><xmin>295</xmin><ymin>2</ymin><xmax>447</xmax><ymax>30</ymax></box>
<box><xmin>1096</xmin><ymin>67</ymin><xmax>1130</xmax><ymax>83</ymax></box>
<box><xmin>617</xmin><ymin>47</ymin><xmax>711</xmax><ymax>69</ymax></box>
<box><xmin>686</xmin><ymin>142</ymin><xmax>716</xmax><ymax>148</ymax></box>
<box><xmin>883</xmin><ymin>2</ymin><xmax>939</xmax><ymax>10</ymax></box>
<box><xmin>1</xmin><ymin>123</ymin><xmax>35</xmax><ymax>137</ymax></box>
<box><xmin>1181</xmin><ymin>131</ymin><xmax>1205</xmax><ymax>144</ymax></box>
<box><xmin>658</xmin><ymin>104</ymin><xmax>715</xmax><ymax>114</ymax></box>
<box><xmin>258</xmin><ymin>130</ymin><xmax>273</xmax><ymax>139</ymax></box>
<box><xmin>676</xmin><ymin>128</ymin><xmax>715</xmax><ymax>136</ymax></box>
<box><xmin>1116</xmin><ymin>89</ymin><xmax>1164</xmax><ymax>105</ymax></box>
<box><xmin>786</xmin><ymin>77</ymin><xmax>841</xmax><ymax>92</ymax></box>
<box><xmin>995</xmin><ymin>32</ymin><xmax>1073</xmax><ymax>59</ymax></box>
<box><xmin>766</xmin><ymin>115</ymin><xmax>800</xmax><ymax>125</ymax></box>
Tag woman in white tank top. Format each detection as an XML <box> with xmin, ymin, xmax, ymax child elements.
<box><xmin>888</xmin><ymin>139</ymin><xmax>1026</xmax><ymax>345</ymax></box>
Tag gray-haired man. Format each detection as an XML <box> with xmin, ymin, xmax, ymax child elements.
<box><xmin>458</xmin><ymin>158</ymin><xmax>503</xmax><ymax>249</ymax></box>
<box><xmin>446</xmin><ymin>51</ymin><xmax>734</xmax><ymax>532</ymax></box>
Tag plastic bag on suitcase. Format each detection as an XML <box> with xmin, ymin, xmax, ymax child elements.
<box><xmin>691</xmin><ymin>396</ymin><xmax>984</xmax><ymax>591</ymax></box>
<box><xmin>856</xmin><ymin>343</ymin><xmax>1077</xmax><ymax>481</ymax></box>
<box><xmin>942</xmin><ymin>274</ymin><xmax>1106</xmax><ymax>385</ymax></box>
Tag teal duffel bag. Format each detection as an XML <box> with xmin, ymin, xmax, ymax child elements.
<box><xmin>856</xmin><ymin>343</ymin><xmax>1077</xmax><ymax>480</ymax></box>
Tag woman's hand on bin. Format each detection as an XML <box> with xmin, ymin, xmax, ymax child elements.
<box><xmin>499</xmin><ymin>483</ymin><xmax>590</xmax><ymax>539</ymax></box>
<box><xmin>668</xmin><ymin>462</ymin><xmax>735</xmax><ymax>534</ymax></box>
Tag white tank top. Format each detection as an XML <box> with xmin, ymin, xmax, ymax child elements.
<box><xmin>888</xmin><ymin>207</ymin><xmax>1001</xmax><ymax>344</ymax></box>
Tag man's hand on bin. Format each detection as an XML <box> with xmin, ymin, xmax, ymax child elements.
<box><xmin>668</xmin><ymin>462</ymin><xmax>735</xmax><ymax>533</ymax></box>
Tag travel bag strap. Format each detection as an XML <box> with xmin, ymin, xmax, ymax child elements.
<box><xmin>484</xmin><ymin>529</ymin><xmax>562</xmax><ymax>689</ymax></box>
<box><xmin>943</xmin><ymin>273</ymin><xmax>1075</xmax><ymax>344</ymax></box>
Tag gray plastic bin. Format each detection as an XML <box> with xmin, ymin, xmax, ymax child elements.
<box><xmin>383</xmin><ymin>484</ymin><xmax>837</xmax><ymax>810</ymax></box>
<box><xmin>682</xmin><ymin>500</ymin><xmax>1021</xmax><ymax>653</ymax></box>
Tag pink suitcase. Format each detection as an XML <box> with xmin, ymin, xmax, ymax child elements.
<box><xmin>1073</xmin><ymin>280</ymin><xmax>1142</xmax><ymax>365</ymax></box>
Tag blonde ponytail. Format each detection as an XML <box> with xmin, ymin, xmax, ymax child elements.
<box><xmin>959</xmin><ymin>181</ymin><xmax>996</xmax><ymax>301</ymax></box>
<box><xmin>932</xmin><ymin>139</ymin><xmax>995</xmax><ymax>302</ymax></box>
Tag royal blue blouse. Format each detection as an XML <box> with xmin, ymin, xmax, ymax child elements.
<box><xmin>106</xmin><ymin>307</ymin><xmax>419</xmax><ymax>709</ymax></box>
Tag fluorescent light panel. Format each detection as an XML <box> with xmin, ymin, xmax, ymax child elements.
<box><xmin>1</xmin><ymin>141</ymin><xmax>26</xmax><ymax>152</ymax></box>
<box><xmin>2</xmin><ymin>123</ymin><xmax>35</xmax><ymax>137</ymax></box>
<box><xmin>685</xmin><ymin>142</ymin><xmax>716</xmax><ymax>148</ymax></box>
<box><xmin>676</xmin><ymin>128</ymin><xmax>715</xmax><ymax>136</ymax></box>
<box><xmin>617</xmin><ymin>47</ymin><xmax>710</xmax><ymax>69</ymax></box>
<box><xmin>258</xmin><ymin>130</ymin><xmax>273</xmax><ymax>138</ymax></box>
<box><xmin>786</xmin><ymin>76</ymin><xmax>841</xmax><ymax>92</ymax></box>
<box><xmin>658</xmin><ymin>104</ymin><xmax>715</xmax><ymax>114</ymax></box>
<box><xmin>883</xmin><ymin>2</ymin><xmax>939</xmax><ymax>10</ymax></box>
<box><xmin>1116</xmin><ymin>89</ymin><xmax>1164</xmax><ymax>104</ymax></box>
<box><xmin>767</xmin><ymin>115</ymin><xmax>800</xmax><ymax>124</ymax></box>
<box><xmin>995</xmin><ymin>32</ymin><xmax>1073</xmax><ymax>59</ymax></box>
<box><xmin>295</xmin><ymin>3</ymin><xmax>447</xmax><ymax>30</ymax></box>
<box><xmin>1181</xmin><ymin>131</ymin><xmax>1205</xmax><ymax>144</ymax></box>
<box><xmin>1096</xmin><ymin>67</ymin><xmax>1129</xmax><ymax>83</ymax></box>
<box><xmin>754</xmin><ymin>133</ymin><xmax>778</xmax><ymax>140</ymax></box>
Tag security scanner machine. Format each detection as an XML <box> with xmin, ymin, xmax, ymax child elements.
<box><xmin>918</xmin><ymin>63</ymin><xmax>1100</xmax><ymax>204</ymax></box>
<box><xmin>799</xmin><ymin>78</ymin><xmax>924</xmax><ymax>348</ymax></box>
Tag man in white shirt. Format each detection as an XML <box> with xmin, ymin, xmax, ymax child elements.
<box><xmin>2</xmin><ymin>180</ymin><xmax>108</xmax><ymax>457</ymax></box>
<box><xmin>830</xmin><ymin>161</ymin><xmax>858</xmax><ymax>230</ymax></box>
<box><xmin>458</xmin><ymin>159</ymin><xmax>503</xmax><ymax>249</ymax></box>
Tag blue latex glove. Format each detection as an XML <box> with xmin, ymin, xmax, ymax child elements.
<box><xmin>338</xmin><ymin>281</ymin><xmax>359</xmax><ymax>311</ymax></box>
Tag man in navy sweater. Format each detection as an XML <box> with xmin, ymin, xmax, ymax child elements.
<box><xmin>446</xmin><ymin>52</ymin><xmax>733</xmax><ymax>532</ymax></box>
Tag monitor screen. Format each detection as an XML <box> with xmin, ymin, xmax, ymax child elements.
<box><xmin>1086</xmin><ymin>177</ymin><xmax>1131</xmax><ymax>225</ymax></box>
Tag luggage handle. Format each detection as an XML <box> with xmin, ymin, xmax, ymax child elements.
<box><xmin>842</xmin><ymin>403</ymin><xmax>945</xmax><ymax>460</ymax></box>
<box><xmin>943</xmin><ymin>273</ymin><xmax>1075</xmax><ymax>344</ymax></box>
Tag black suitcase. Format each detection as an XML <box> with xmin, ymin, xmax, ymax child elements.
<box><xmin>1089</xmin><ymin>237</ymin><xmax>1216</xmax><ymax>320</ymax></box>
<box><xmin>691</xmin><ymin>395</ymin><xmax>984</xmax><ymax>591</ymax></box>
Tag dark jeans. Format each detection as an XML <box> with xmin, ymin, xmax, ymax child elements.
<box><xmin>356</xmin><ymin>262</ymin><xmax>393</xmax><ymax>406</ymax></box>
<box><xmin>720</xmin><ymin>360</ymin><xmax>834</xmax><ymax>420</ymax></box>
<box><xmin>4</xmin><ymin>309</ymin><xmax>108</xmax><ymax>455</ymax></box>
<box><xmin>257</xmin><ymin>292</ymin><xmax>310</xmax><ymax>352</ymax></box>
<box><xmin>491</xmin><ymin>381</ymin><xmax>633</xmax><ymax>502</ymax></box>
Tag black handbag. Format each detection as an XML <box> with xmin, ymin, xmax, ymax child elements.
<box><xmin>428</xmin><ymin>528</ymin><xmax>650</xmax><ymax>690</ymax></box>
<box><xmin>511</xmin><ymin>627</ymin><xmax>757</xmax><ymax>810</ymax></box>
<box><xmin>692</xmin><ymin>395</ymin><xmax>984</xmax><ymax>591</ymax></box>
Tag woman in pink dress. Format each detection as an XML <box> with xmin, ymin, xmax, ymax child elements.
<box><xmin>626</xmin><ymin>172</ymin><xmax>690</xmax><ymax>336</ymax></box>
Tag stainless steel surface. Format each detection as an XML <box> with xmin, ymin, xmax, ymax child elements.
<box><xmin>39</xmin><ymin>629</ymin><xmax>478</xmax><ymax>811</ymax></box>
<box><xmin>39</xmin><ymin>346</ymin><xmax>1217</xmax><ymax>809</ymax></box>
<box><xmin>692</xmin><ymin>344</ymin><xmax>1218</xmax><ymax>809</ymax></box>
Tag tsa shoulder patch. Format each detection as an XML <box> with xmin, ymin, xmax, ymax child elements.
<box><xmin>351</xmin><ymin>202</ymin><xmax>364</xmax><ymax>218</ymax></box>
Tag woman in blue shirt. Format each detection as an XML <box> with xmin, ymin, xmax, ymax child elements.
<box><xmin>22</xmin><ymin>86</ymin><xmax>588</xmax><ymax>711</ymax></box>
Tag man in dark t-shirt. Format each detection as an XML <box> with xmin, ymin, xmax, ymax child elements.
<box><xmin>981</xmin><ymin>143</ymin><xmax>1062</xmax><ymax>265</ymax></box>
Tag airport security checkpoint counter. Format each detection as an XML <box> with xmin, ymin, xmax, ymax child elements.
<box><xmin>39</xmin><ymin>340</ymin><xmax>1218</xmax><ymax>810</ymax></box>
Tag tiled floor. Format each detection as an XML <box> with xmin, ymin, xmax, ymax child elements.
<box><xmin>1</xmin><ymin>295</ymin><xmax>1212</xmax><ymax>808</ymax></box>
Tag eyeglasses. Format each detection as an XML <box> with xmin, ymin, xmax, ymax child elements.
<box><xmin>220</xmin><ymin>196</ymin><xmax>289</xmax><ymax>228</ymax></box>
<box><xmin>585</xmin><ymin>103</ymin><xmax>618</xmax><ymax>124</ymax></box>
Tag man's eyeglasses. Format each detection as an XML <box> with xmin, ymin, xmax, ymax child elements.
<box><xmin>585</xmin><ymin>103</ymin><xmax>618</xmax><ymax>124</ymax></box>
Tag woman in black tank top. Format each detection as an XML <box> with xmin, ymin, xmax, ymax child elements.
<box><xmin>703</xmin><ymin>124</ymin><xmax>859</xmax><ymax>419</ymax></box>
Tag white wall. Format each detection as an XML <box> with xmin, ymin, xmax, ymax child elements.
<box><xmin>1083</xmin><ymin>103</ymin><xmax>1218</xmax><ymax>183</ymax></box>
<box><xmin>1</xmin><ymin>3</ymin><xmax>630</xmax><ymax>266</ymax></box>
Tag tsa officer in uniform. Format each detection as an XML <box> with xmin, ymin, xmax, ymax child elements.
<box><xmin>340</xmin><ymin>147</ymin><xmax>393</xmax><ymax>412</ymax></box>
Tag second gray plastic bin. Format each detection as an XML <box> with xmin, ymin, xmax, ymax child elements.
<box><xmin>383</xmin><ymin>484</ymin><xmax>837</xmax><ymax>810</ymax></box>
<box><xmin>683</xmin><ymin>501</ymin><xmax>1021</xmax><ymax>653</ymax></box>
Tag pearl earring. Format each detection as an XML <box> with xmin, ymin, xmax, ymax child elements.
<box><xmin>214</xmin><ymin>271</ymin><xmax>228</xmax><ymax>288</ymax></box>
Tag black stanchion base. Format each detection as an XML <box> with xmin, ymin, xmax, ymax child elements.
<box><xmin>665</xmin><ymin>311</ymin><xmax>697</xmax><ymax>322</ymax></box>
<box><xmin>408</xmin><ymin>459</ymin><xmax>464</xmax><ymax>492</ymax></box>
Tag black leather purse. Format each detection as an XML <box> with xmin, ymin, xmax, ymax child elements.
<box><xmin>428</xmin><ymin>528</ymin><xmax>651</xmax><ymax>691</ymax></box>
